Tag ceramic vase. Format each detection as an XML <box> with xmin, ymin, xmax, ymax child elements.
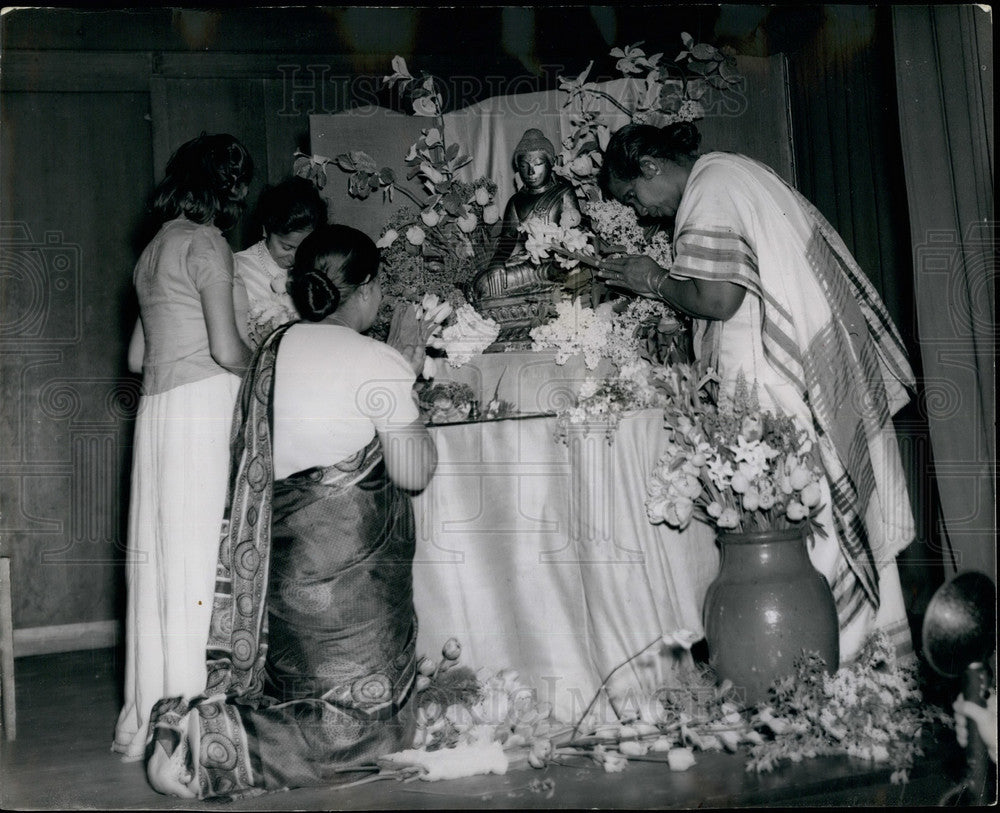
<box><xmin>703</xmin><ymin>526</ymin><xmax>839</xmax><ymax>705</ymax></box>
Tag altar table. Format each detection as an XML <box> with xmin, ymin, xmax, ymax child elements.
<box><xmin>411</xmin><ymin>405</ymin><xmax>720</xmax><ymax>722</ymax></box>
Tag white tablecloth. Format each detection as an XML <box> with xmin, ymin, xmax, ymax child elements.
<box><xmin>411</xmin><ymin>408</ymin><xmax>720</xmax><ymax>722</ymax></box>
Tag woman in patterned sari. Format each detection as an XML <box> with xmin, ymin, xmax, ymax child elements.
<box><xmin>596</xmin><ymin>122</ymin><xmax>916</xmax><ymax>666</ymax></box>
<box><xmin>146</xmin><ymin>224</ymin><xmax>437</xmax><ymax>799</ymax></box>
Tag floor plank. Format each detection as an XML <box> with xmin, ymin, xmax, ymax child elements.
<box><xmin>0</xmin><ymin>649</ymin><xmax>971</xmax><ymax>809</ymax></box>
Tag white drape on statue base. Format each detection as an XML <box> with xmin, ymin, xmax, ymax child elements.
<box><xmin>411</xmin><ymin>409</ymin><xmax>719</xmax><ymax>722</ymax></box>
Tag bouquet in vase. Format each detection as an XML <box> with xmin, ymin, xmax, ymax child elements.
<box><xmin>645</xmin><ymin>366</ymin><xmax>827</xmax><ymax>535</ymax></box>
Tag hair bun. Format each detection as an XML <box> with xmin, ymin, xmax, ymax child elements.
<box><xmin>290</xmin><ymin>268</ymin><xmax>340</xmax><ymax>321</ymax></box>
<box><xmin>664</xmin><ymin>121</ymin><xmax>702</xmax><ymax>155</ymax></box>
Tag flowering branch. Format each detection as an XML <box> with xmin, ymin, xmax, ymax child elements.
<box><xmin>555</xmin><ymin>37</ymin><xmax>744</xmax><ymax>200</ymax></box>
<box><xmin>291</xmin><ymin>55</ymin><xmax>508</xmax><ymax>344</ymax></box>
<box><xmin>568</xmin><ymin>633</ymin><xmax>665</xmax><ymax>742</ymax></box>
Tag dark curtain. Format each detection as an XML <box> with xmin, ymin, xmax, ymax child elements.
<box><xmin>786</xmin><ymin>6</ymin><xmax>947</xmax><ymax>616</ymax></box>
<box><xmin>893</xmin><ymin>5</ymin><xmax>995</xmax><ymax>579</ymax></box>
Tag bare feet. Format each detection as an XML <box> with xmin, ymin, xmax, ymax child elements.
<box><xmin>147</xmin><ymin>736</ymin><xmax>197</xmax><ymax>798</ymax></box>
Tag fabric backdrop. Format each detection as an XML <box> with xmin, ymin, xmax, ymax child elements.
<box><xmin>311</xmin><ymin>54</ymin><xmax>793</xmax><ymax>237</ymax></box>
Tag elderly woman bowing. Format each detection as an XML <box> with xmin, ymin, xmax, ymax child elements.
<box><xmin>596</xmin><ymin>122</ymin><xmax>917</xmax><ymax>665</ymax></box>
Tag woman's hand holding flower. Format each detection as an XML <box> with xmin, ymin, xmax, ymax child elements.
<box><xmin>597</xmin><ymin>255</ymin><xmax>667</xmax><ymax>299</ymax></box>
<box><xmin>388</xmin><ymin>302</ymin><xmax>434</xmax><ymax>376</ymax></box>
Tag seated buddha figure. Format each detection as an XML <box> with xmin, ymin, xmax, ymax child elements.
<box><xmin>472</xmin><ymin>129</ymin><xmax>583</xmax><ymax>302</ymax></box>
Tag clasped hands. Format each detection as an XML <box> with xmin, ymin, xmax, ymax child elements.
<box><xmin>387</xmin><ymin>302</ymin><xmax>437</xmax><ymax>376</ymax></box>
<box><xmin>594</xmin><ymin>253</ymin><xmax>666</xmax><ymax>300</ymax></box>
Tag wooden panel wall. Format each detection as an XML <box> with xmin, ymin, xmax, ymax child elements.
<box><xmin>1</xmin><ymin>90</ymin><xmax>152</xmax><ymax>630</ymax></box>
<box><xmin>0</xmin><ymin>52</ymin><xmax>321</xmax><ymax>647</ymax></box>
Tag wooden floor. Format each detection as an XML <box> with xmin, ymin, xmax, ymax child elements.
<box><xmin>0</xmin><ymin>648</ymin><xmax>972</xmax><ymax>810</ymax></box>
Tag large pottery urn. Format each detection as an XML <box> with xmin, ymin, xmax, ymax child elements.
<box><xmin>703</xmin><ymin>527</ymin><xmax>839</xmax><ymax>706</ymax></box>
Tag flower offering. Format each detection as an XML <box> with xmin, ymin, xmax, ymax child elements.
<box><xmin>518</xmin><ymin>215</ymin><xmax>598</xmax><ymax>271</ymax></box>
<box><xmin>528</xmin><ymin>299</ymin><xmax>615</xmax><ymax>368</ymax></box>
<box><xmin>431</xmin><ymin>303</ymin><xmax>500</xmax><ymax>367</ymax></box>
<box><xmin>415</xmin><ymin>381</ymin><xmax>477</xmax><ymax>424</ymax></box>
<box><xmin>645</xmin><ymin>367</ymin><xmax>827</xmax><ymax>534</ymax></box>
<box><xmin>584</xmin><ymin>198</ymin><xmax>674</xmax><ymax>269</ymax></box>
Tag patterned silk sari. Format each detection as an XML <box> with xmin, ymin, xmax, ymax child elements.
<box><xmin>150</xmin><ymin>324</ymin><xmax>417</xmax><ymax>799</ymax></box>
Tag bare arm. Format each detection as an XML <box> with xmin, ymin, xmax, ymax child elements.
<box><xmin>127</xmin><ymin>318</ymin><xmax>145</xmax><ymax>374</ymax></box>
<box><xmin>232</xmin><ymin>275</ymin><xmax>252</xmax><ymax>348</ymax></box>
<box><xmin>378</xmin><ymin>418</ymin><xmax>438</xmax><ymax>492</ymax></box>
<box><xmin>597</xmin><ymin>255</ymin><xmax>746</xmax><ymax>321</ymax></box>
<box><xmin>653</xmin><ymin>274</ymin><xmax>746</xmax><ymax>321</ymax></box>
<box><xmin>201</xmin><ymin>281</ymin><xmax>251</xmax><ymax>375</ymax></box>
<box><xmin>386</xmin><ymin>303</ymin><xmax>434</xmax><ymax>376</ymax></box>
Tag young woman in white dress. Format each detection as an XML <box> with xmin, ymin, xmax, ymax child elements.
<box><xmin>233</xmin><ymin>176</ymin><xmax>327</xmax><ymax>348</ymax></box>
<box><xmin>114</xmin><ymin>133</ymin><xmax>253</xmax><ymax>761</ymax></box>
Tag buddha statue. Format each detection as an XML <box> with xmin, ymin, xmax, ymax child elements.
<box><xmin>471</xmin><ymin>129</ymin><xmax>584</xmax><ymax>346</ymax></box>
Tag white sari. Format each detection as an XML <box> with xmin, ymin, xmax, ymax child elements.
<box><xmin>669</xmin><ymin>152</ymin><xmax>916</xmax><ymax>662</ymax></box>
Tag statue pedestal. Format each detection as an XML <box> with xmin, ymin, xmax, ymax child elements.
<box><xmin>434</xmin><ymin>351</ymin><xmax>614</xmax><ymax>415</ymax></box>
<box><xmin>474</xmin><ymin>287</ymin><xmax>558</xmax><ymax>350</ymax></box>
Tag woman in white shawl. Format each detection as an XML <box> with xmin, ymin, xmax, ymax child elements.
<box><xmin>597</xmin><ymin>122</ymin><xmax>916</xmax><ymax>664</ymax></box>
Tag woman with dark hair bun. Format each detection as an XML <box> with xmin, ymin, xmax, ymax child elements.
<box><xmin>599</xmin><ymin>121</ymin><xmax>702</xmax><ymax>190</ymax></box>
<box><xmin>114</xmin><ymin>133</ymin><xmax>254</xmax><ymax>761</ymax></box>
<box><xmin>233</xmin><ymin>176</ymin><xmax>328</xmax><ymax>347</ymax></box>
<box><xmin>596</xmin><ymin>121</ymin><xmax>917</xmax><ymax>667</ymax></box>
<box><xmin>287</xmin><ymin>223</ymin><xmax>381</xmax><ymax>321</ymax></box>
<box><xmin>146</xmin><ymin>223</ymin><xmax>438</xmax><ymax>799</ymax></box>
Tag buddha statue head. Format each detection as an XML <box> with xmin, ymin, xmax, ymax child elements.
<box><xmin>512</xmin><ymin>129</ymin><xmax>557</xmax><ymax>194</ymax></box>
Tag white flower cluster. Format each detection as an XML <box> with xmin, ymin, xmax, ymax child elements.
<box><xmin>746</xmin><ymin>633</ymin><xmax>943</xmax><ymax>782</ymax></box>
<box><xmin>813</xmin><ymin>651</ymin><xmax>920</xmax><ymax>764</ymax></box>
<box><xmin>432</xmin><ymin>303</ymin><xmax>500</xmax><ymax>367</ymax></box>
<box><xmin>583</xmin><ymin>198</ymin><xmax>673</xmax><ymax>269</ymax></box>
<box><xmin>519</xmin><ymin>216</ymin><xmax>596</xmax><ymax>270</ymax></box>
<box><xmin>647</xmin><ymin>414</ymin><xmax>823</xmax><ymax>531</ymax></box>
<box><xmin>246</xmin><ymin>303</ymin><xmax>297</xmax><ymax>349</ymax></box>
<box><xmin>560</xmin><ymin>372</ymin><xmax>667</xmax><ymax>441</ymax></box>
<box><xmin>529</xmin><ymin>299</ymin><xmax>616</xmax><ymax>368</ymax></box>
<box><xmin>645</xmin><ymin>367</ymin><xmax>825</xmax><ymax>533</ymax></box>
<box><xmin>646</xmin><ymin>433</ymin><xmax>713</xmax><ymax>529</ymax></box>
<box><xmin>662</xmin><ymin>99</ymin><xmax>706</xmax><ymax>126</ymax></box>
<box><xmin>533</xmin><ymin>298</ymin><xmax>682</xmax><ymax>439</ymax></box>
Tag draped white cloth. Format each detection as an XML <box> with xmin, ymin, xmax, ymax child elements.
<box><xmin>112</xmin><ymin>372</ymin><xmax>241</xmax><ymax>761</ymax></box>
<box><xmin>411</xmin><ymin>409</ymin><xmax>719</xmax><ymax>722</ymax></box>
